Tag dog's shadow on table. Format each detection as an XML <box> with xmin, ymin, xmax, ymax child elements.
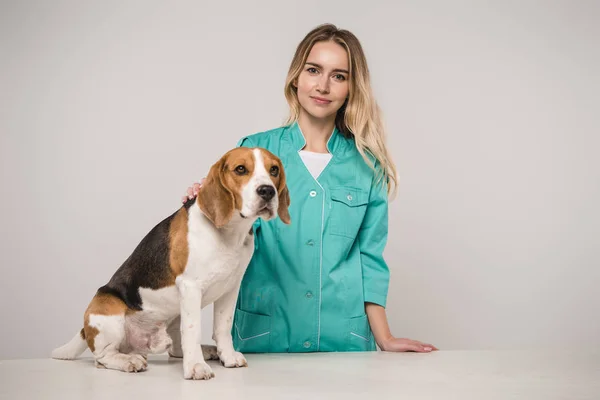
<box><xmin>70</xmin><ymin>354</ymin><xmax>223</xmax><ymax>369</ymax></box>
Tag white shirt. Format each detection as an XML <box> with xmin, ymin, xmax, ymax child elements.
<box><xmin>298</xmin><ymin>150</ymin><xmax>333</xmax><ymax>180</ymax></box>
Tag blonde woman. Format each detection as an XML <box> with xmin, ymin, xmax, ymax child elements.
<box><xmin>183</xmin><ymin>23</ymin><xmax>437</xmax><ymax>353</ymax></box>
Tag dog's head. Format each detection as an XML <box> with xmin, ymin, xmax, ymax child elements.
<box><xmin>197</xmin><ymin>147</ymin><xmax>290</xmax><ymax>228</ymax></box>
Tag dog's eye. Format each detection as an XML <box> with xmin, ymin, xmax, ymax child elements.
<box><xmin>270</xmin><ymin>166</ymin><xmax>279</xmax><ymax>177</ymax></box>
<box><xmin>235</xmin><ymin>165</ymin><xmax>247</xmax><ymax>175</ymax></box>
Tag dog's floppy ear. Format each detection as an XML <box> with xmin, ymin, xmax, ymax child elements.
<box><xmin>197</xmin><ymin>156</ymin><xmax>235</xmax><ymax>228</ymax></box>
<box><xmin>277</xmin><ymin>164</ymin><xmax>291</xmax><ymax>225</ymax></box>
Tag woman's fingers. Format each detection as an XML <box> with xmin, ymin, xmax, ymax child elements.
<box><xmin>193</xmin><ymin>182</ymin><xmax>201</xmax><ymax>195</ymax></box>
<box><xmin>181</xmin><ymin>179</ymin><xmax>206</xmax><ymax>203</ymax></box>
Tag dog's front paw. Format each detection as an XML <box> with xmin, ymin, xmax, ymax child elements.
<box><xmin>219</xmin><ymin>350</ymin><xmax>248</xmax><ymax>368</ymax></box>
<box><xmin>184</xmin><ymin>360</ymin><xmax>215</xmax><ymax>380</ymax></box>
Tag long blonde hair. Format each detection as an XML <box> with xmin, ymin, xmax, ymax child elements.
<box><xmin>284</xmin><ymin>23</ymin><xmax>398</xmax><ymax>198</ymax></box>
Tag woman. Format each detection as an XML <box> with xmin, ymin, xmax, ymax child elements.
<box><xmin>184</xmin><ymin>23</ymin><xmax>436</xmax><ymax>353</ymax></box>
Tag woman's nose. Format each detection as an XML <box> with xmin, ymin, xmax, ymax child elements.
<box><xmin>316</xmin><ymin>76</ymin><xmax>330</xmax><ymax>93</ymax></box>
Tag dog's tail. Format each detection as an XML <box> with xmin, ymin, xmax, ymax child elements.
<box><xmin>51</xmin><ymin>329</ymin><xmax>88</xmax><ymax>360</ymax></box>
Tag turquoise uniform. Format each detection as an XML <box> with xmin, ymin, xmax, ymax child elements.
<box><xmin>232</xmin><ymin>121</ymin><xmax>390</xmax><ymax>352</ymax></box>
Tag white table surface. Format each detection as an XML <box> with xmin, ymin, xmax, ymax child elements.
<box><xmin>1</xmin><ymin>350</ymin><xmax>598</xmax><ymax>399</ymax></box>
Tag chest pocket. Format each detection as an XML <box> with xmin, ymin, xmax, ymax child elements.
<box><xmin>329</xmin><ymin>187</ymin><xmax>369</xmax><ymax>239</ymax></box>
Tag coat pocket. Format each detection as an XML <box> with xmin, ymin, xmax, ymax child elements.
<box><xmin>233</xmin><ymin>308</ymin><xmax>272</xmax><ymax>353</ymax></box>
<box><xmin>329</xmin><ymin>187</ymin><xmax>369</xmax><ymax>239</ymax></box>
<box><xmin>346</xmin><ymin>314</ymin><xmax>376</xmax><ymax>351</ymax></box>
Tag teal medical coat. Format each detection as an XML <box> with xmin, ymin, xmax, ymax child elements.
<box><xmin>232</xmin><ymin>121</ymin><xmax>390</xmax><ymax>352</ymax></box>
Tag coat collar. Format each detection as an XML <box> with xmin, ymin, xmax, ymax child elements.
<box><xmin>285</xmin><ymin>120</ymin><xmax>348</xmax><ymax>155</ymax></box>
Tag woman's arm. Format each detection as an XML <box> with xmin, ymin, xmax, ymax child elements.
<box><xmin>366</xmin><ymin>302</ymin><xmax>437</xmax><ymax>352</ymax></box>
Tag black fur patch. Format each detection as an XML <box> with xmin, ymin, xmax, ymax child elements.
<box><xmin>183</xmin><ymin>196</ymin><xmax>196</xmax><ymax>210</ymax></box>
<box><xmin>96</xmin><ymin>208</ymin><xmax>182</xmax><ymax>311</ymax></box>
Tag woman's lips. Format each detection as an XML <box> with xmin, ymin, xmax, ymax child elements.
<box><xmin>311</xmin><ymin>96</ymin><xmax>332</xmax><ymax>105</ymax></box>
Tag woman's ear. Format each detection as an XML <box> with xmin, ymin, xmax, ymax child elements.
<box><xmin>197</xmin><ymin>157</ymin><xmax>235</xmax><ymax>228</ymax></box>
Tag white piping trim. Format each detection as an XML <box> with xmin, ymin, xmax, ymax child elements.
<box><xmin>295</xmin><ymin>123</ymin><xmax>337</xmax><ymax>352</ymax></box>
<box><xmin>350</xmin><ymin>332</ymin><xmax>370</xmax><ymax>342</ymax></box>
<box><xmin>234</xmin><ymin>323</ymin><xmax>270</xmax><ymax>341</ymax></box>
<box><xmin>317</xmin><ymin>182</ymin><xmax>324</xmax><ymax>351</ymax></box>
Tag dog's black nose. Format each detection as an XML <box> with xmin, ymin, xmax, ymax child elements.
<box><xmin>257</xmin><ymin>185</ymin><xmax>276</xmax><ymax>201</ymax></box>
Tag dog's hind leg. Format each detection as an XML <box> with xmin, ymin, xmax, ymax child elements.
<box><xmin>166</xmin><ymin>315</ymin><xmax>219</xmax><ymax>360</ymax></box>
<box><xmin>148</xmin><ymin>322</ymin><xmax>173</xmax><ymax>354</ymax></box>
<box><xmin>84</xmin><ymin>293</ymin><xmax>148</xmax><ymax>373</ymax></box>
<box><xmin>201</xmin><ymin>344</ymin><xmax>219</xmax><ymax>360</ymax></box>
<box><xmin>95</xmin><ymin>347</ymin><xmax>147</xmax><ymax>372</ymax></box>
<box><xmin>167</xmin><ymin>315</ymin><xmax>183</xmax><ymax>358</ymax></box>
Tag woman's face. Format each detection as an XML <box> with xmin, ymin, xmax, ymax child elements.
<box><xmin>295</xmin><ymin>40</ymin><xmax>350</xmax><ymax>122</ymax></box>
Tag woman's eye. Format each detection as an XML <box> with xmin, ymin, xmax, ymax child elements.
<box><xmin>270</xmin><ymin>166</ymin><xmax>279</xmax><ymax>177</ymax></box>
<box><xmin>307</xmin><ymin>67</ymin><xmax>318</xmax><ymax>74</ymax></box>
<box><xmin>334</xmin><ymin>74</ymin><xmax>346</xmax><ymax>81</ymax></box>
<box><xmin>235</xmin><ymin>165</ymin><xmax>247</xmax><ymax>175</ymax></box>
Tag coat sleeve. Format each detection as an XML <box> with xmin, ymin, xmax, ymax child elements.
<box><xmin>358</xmin><ymin>176</ymin><xmax>391</xmax><ymax>308</ymax></box>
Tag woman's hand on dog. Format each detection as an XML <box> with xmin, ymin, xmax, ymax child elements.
<box><xmin>181</xmin><ymin>178</ymin><xmax>205</xmax><ymax>203</ymax></box>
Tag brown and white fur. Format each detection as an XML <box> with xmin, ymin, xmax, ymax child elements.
<box><xmin>51</xmin><ymin>147</ymin><xmax>290</xmax><ymax>380</ymax></box>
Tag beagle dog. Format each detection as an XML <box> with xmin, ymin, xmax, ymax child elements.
<box><xmin>51</xmin><ymin>147</ymin><xmax>290</xmax><ymax>380</ymax></box>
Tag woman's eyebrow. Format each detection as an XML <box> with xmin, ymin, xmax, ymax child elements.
<box><xmin>305</xmin><ymin>62</ymin><xmax>349</xmax><ymax>74</ymax></box>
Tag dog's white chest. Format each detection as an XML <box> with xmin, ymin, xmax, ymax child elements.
<box><xmin>182</xmin><ymin>207</ymin><xmax>254</xmax><ymax>307</ymax></box>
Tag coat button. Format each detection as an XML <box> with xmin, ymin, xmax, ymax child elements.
<box><xmin>347</xmin><ymin>194</ymin><xmax>353</xmax><ymax>201</ymax></box>
<box><xmin>305</xmin><ymin>291</ymin><xmax>313</xmax><ymax>298</ymax></box>
<box><xmin>306</xmin><ymin>240</ymin><xmax>314</xmax><ymax>246</ymax></box>
<box><xmin>303</xmin><ymin>341</ymin><xmax>311</xmax><ymax>348</ymax></box>
<box><xmin>309</xmin><ymin>190</ymin><xmax>317</xmax><ymax>197</ymax></box>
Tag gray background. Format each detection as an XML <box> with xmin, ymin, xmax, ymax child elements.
<box><xmin>1</xmin><ymin>0</ymin><xmax>598</xmax><ymax>359</ymax></box>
